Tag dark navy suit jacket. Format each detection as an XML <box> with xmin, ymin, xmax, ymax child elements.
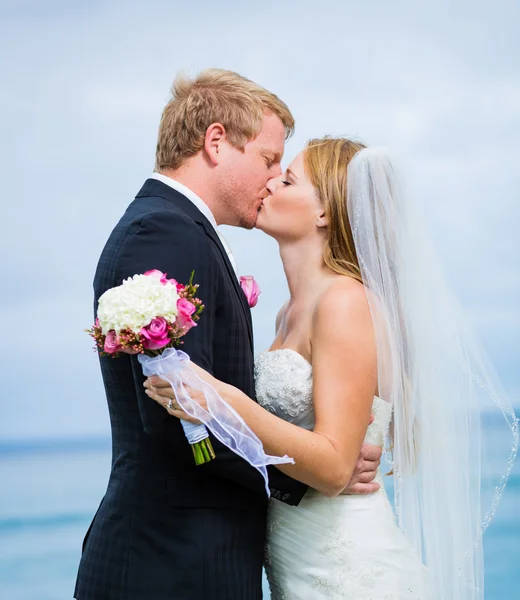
<box><xmin>74</xmin><ymin>179</ymin><xmax>307</xmax><ymax>600</ymax></box>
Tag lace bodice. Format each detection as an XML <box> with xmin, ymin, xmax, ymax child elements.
<box><xmin>255</xmin><ymin>349</ymin><xmax>429</xmax><ymax>600</ymax></box>
<box><xmin>254</xmin><ymin>348</ymin><xmax>392</xmax><ymax>446</ymax></box>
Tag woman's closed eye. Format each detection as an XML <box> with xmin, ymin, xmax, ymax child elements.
<box><xmin>282</xmin><ymin>180</ymin><xmax>291</xmax><ymax>186</ymax></box>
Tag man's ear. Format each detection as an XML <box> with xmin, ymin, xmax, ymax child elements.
<box><xmin>204</xmin><ymin>123</ymin><xmax>226</xmax><ymax>165</ymax></box>
<box><xmin>316</xmin><ymin>210</ymin><xmax>328</xmax><ymax>229</ymax></box>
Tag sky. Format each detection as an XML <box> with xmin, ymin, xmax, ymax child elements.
<box><xmin>1</xmin><ymin>0</ymin><xmax>519</xmax><ymax>441</ymax></box>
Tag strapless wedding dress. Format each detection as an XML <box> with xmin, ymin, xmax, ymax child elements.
<box><xmin>255</xmin><ymin>349</ymin><xmax>430</xmax><ymax>600</ymax></box>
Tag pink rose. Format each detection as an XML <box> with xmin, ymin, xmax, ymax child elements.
<box><xmin>144</xmin><ymin>269</ymin><xmax>166</xmax><ymax>281</ymax></box>
<box><xmin>177</xmin><ymin>298</ymin><xmax>197</xmax><ymax>332</ymax></box>
<box><xmin>240</xmin><ymin>276</ymin><xmax>261</xmax><ymax>308</ymax></box>
<box><xmin>104</xmin><ymin>330</ymin><xmax>123</xmax><ymax>354</ymax></box>
<box><xmin>144</xmin><ymin>269</ymin><xmax>179</xmax><ymax>288</ymax></box>
<box><xmin>140</xmin><ymin>317</ymin><xmax>171</xmax><ymax>350</ymax></box>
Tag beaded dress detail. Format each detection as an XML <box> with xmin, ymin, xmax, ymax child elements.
<box><xmin>255</xmin><ymin>349</ymin><xmax>430</xmax><ymax>600</ymax></box>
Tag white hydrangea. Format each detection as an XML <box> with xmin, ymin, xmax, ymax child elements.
<box><xmin>97</xmin><ymin>274</ymin><xmax>179</xmax><ymax>334</ymax></box>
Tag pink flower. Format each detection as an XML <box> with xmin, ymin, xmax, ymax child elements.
<box><xmin>240</xmin><ymin>276</ymin><xmax>261</xmax><ymax>308</ymax></box>
<box><xmin>144</xmin><ymin>269</ymin><xmax>181</xmax><ymax>289</ymax></box>
<box><xmin>104</xmin><ymin>330</ymin><xmax>123</xmax><ymax>354</ymax></box>
<box><xmin>120</xmin><ymin>346</ymin><xmax>140</xmax><ymax>355</ymax></box>
<box><xmin>140</xmin><ymin>317</ymin><xmax>171</xmax><ymax>350</ymax></box>
<box><xmin>177</xmin><ymin>298</ymin><xmax>197</xmax><ymax>332</ymax></box>
<box><xmin>144</xmin><ymin>269</ymin><xmax>166</xmax><ymax>281</ymax></box>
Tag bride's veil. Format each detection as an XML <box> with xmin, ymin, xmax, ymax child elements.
<box><xmin>346</xmin><ymin>147</ymin><xmax>519</xmax><ymax>598</ymax></box>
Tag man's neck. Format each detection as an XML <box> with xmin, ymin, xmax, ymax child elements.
<box><xmin>159</xmin><ymin>167</ymin><xmax>222</xmax><ymax>224</ymax></box>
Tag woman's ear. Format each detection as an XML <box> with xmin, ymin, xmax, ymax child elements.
<box><xmin>316</xmin><ymin>210</ymin><xmax>328</xmax><ymax>229</ymax></box>
<box><xmin>204</xmin><ymin>123</ymin><xmax>226</xmax><ymax>165</ymax></box>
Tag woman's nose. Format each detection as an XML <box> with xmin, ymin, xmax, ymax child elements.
<box><xmin>266</xmin><ymin>175</ymin><xmax>282</xmax><ymax>194</ymax></box>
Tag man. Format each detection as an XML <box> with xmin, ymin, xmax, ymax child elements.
<box><xmin>75</xmin><ymin>68</ymin><xmax>382</xmax><ymax>600</ymax></box>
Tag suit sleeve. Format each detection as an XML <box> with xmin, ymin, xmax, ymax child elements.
<box><xmin>116</xmin><ymin>211</ymin><xmax>307</xmax><ymax>504</ymax></box>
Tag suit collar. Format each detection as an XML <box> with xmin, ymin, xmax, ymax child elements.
<box><xmin>136</xmin><ymin>179</ymin><xmax>253</xmax><ymax>347</ymax></box>
<box><xmin>149</xmin><ymin>173</ymin><xmax>218</xmax><ymax>229</ymax></box>
<box><xmin>136</xmin><ymin>178</ymin><xmax>211</xmax><ymax>227</ymax></box>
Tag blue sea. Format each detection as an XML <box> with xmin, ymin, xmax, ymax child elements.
<box><xmin>0</xmin><ymin>437</ymin><xmax>518</xmax><ymax>599</ymax></box>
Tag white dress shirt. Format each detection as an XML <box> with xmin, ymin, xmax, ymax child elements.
<box><xmin>150</xmin><ymin>173</ymin><xmax>240</xmax><ymax>278</ymax></box>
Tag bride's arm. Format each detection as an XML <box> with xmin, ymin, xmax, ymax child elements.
<box><xmin>148</xmin><ymin>280</ymin><xmax>377</xmax><ymax>497</ymax></box>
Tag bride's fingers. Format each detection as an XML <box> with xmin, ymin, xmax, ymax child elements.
<box><xmin>144</xmin><ymin>386</ymin><xmax>175</xmax><ymax>405</ymax></box>
<box><xmin>343</xmin><ymin>482</ymin><xmax>381</xmax><ymax>495</ymax></box>
<box><xmin>146</xmin><ymin>375</ymin><xmax>171</xmax><ymax>388</ymax></box>
<box><xmin>144</xmin><ymin>381</ymin><xmax>209</xmax><ymax>415</ymax></box>
<box><xmin>144</xmin><ymin>387</ymin><xmax>202</xmax><ymax>424</ymax></box>
<box><xmin>167</xmin><ymin>408</ymin><xmax>202</xmax><ymax>425</ymax></box>
<box><xmin>359</xmin><ymin>444</ymin><xmax>383</xmax><ymax>464</ymax></box>
<box><xmin>143</xmin><ymin>382</ymin><xmax>176</xmax><ymax>399</ymax></box>
<box><xmin>357</xmin><ymin>458</ymin><xmax>381</xmax><ymax>473</ymax></box>
<box><xmin>356</xmin><ymin>471</ymin><xmax>378</xmax><ymax>484</ymax></box>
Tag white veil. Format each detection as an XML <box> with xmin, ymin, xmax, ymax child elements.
<box><xmin>346</xmin><ymin>147</ymin><xmax>518</xmax><ymax>598</ymax></box>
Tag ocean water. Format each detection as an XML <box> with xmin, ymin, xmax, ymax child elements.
<box><xmin>0</xmin><ymin>438</ymin><xmax>518</xmax><ymax>600</ymax></box>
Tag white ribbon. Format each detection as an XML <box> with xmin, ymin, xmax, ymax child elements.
<box><xmin>138</xmin><ymin>348</ymin><xmax>294</xmax><ymax>495</ymax></box>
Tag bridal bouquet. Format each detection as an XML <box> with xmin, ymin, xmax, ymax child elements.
<box><xmin>87</xmin><ymin>269</ymin><xmax>215</xmax><ymax>465</ymax></box>
<box><xmin>88</xmin><ymin>269</ymin><xmax>294</xmax><ymax>494</ymax></box>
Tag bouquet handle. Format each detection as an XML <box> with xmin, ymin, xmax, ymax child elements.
<box><xmin>138</xmin><ymin>349</ymin><xmax>294</xmax><ymax>496</ymax></box>
<box><xmin>179</xmin><ymin>420</ymin><xmax>216</xmax><ymax>465</ymax></box>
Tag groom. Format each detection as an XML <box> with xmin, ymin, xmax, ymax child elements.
<box><xmin>75</xmin><ymin>69</ymin><xmax>382</xmax><ymax>600</ymax></box>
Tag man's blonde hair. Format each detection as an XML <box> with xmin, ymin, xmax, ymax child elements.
<box><xmin>155</xmin><ymin>68</ymin><xmax>295</xmax><ymax>171</ymax></box>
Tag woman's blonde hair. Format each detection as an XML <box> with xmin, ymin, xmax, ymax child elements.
<box><xmin>306</xmin><ymin>138</ymin><xmax>419</xmax><ymax>468</ymax></box>
<box><xmin>304</xmin><ymin>137</ymin><xmax>366</xmax><ymax>283</ymax></box>
<box><xmin>155</xmin><ymin>68</ymin><xmax>295</xmax><ymax>171</ymax></box>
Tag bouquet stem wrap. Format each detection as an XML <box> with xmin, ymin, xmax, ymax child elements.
<box><xmin>179</xmin><ymin>420</ymin><xmax>216</xmax><ymax>465</ymax></box>
<box><xmin>138</xmin><ymin>348</ymin><xmax>294</xmax><ymax>495</ymax></box>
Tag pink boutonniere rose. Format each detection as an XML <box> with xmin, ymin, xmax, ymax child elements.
<box><xmin>240</xmin><ymin>276</ymin><xmax>261</xmax><ymax>308</ymax></box>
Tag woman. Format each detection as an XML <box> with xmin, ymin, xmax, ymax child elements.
<box><xmin>145</xmin><ymin>138</ymin><xmax>518</xmax><ymax>599</ymax></box>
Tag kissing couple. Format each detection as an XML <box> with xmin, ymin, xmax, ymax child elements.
<box><xmin>75</xmin><ymin>69</ymin><xmax>518</xmax><ymax>600</ymax></box>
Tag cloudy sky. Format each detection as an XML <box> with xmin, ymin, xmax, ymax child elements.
<box><xmin>1</xmin><ymin>0</ymin><xmax>518</xmax><ymax>441</ymax></box>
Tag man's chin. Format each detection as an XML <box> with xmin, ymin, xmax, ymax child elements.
<box><xmin>239</xmin><ymin>211</ymin><xmax>259</xmax><ymax>230</ymax></box>
<box><xmin>253</xmin><ymin>210</ymin><xmax>267</xmax><ymax>231</ymax></box>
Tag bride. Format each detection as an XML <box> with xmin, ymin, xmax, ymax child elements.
<box><xmin>145</xmin><ymin>137</ymin><xmax>518</xmax><ymax>599</ymax></box>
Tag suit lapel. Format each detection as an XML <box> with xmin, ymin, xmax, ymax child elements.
<box><xmin>136</xmin><ymin>179</ymin><xmax>254</xmax><ymax>348</ymax></box>
<box><xmin>196</xmin><ymin>221</ymin><xmax>254</xmax><ymax>349</ymax></box>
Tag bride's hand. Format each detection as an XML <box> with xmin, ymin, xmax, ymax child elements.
<box><xmin>143</xmin><ymin>362</ymin><xmax>221</xmax><ymax>424</ymax></box>
<box><xmin>340</xmin><ymin>414</ymin><xmax>382</xmax><ymax>495</ymax></box>
<box><xmin>144</xmin><ymin>376</ymin><xmax>203</xmax><ymax>424</ymax></box>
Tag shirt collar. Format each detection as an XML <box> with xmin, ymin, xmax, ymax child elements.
<box><xmin>150</xmin><ymin>172</ymin><xmax>217</xmax><ymax>229</ymax></box>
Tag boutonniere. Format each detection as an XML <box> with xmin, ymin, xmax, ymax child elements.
<box><xmin>240</xmin><ymin>275</ymin><xmax>261</xmax><ymax>308</ymax></box>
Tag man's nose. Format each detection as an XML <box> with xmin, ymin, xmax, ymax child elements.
<box><xmin>272</xmin><ymin>164</ymin><xmax>283</xmax><ymax>178</ymax></box>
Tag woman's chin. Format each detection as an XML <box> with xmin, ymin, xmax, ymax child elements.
<box><xmin>255</xmin><ymin>222</ymin><xmax>278</xmax><ymax>242</ymax></box>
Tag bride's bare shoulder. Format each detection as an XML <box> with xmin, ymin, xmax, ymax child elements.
<box><xmin>313</xmin><ymin>275</ymin><xmax>371</xmax><ymax>330</ymax></box>
<box><xmin>320</xmin><ymin>275</ymin><xmax>367</xmax><ymax>305</ymax></box>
